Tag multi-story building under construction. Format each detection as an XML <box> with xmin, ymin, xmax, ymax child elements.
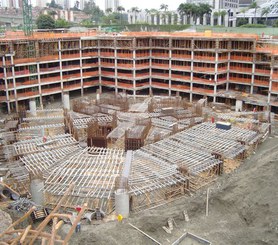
<box><xmin>0</xmin><ymin>31</ymin><xmax>278</xmax><ymax>114</ymax></box>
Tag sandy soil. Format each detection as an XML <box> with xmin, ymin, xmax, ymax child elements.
<box><xmin>66</xmin><ymin>130</ymin><xmax>278</xmax><ymax>245</ymax></box>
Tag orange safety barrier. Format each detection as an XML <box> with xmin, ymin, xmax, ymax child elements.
<box><xmin>117</xmin><ymin>82</ymin><xmax>133</xmax><ymax>89</ymax></box>
<box><xmin>171</xmin><ymin>74</ymin><xmax>191</xmax><ymax>81</ymax></box>
<box><xmin>135</xmin><ymin>83</ymin><xmax>149</xmax><ymax>88</ymax></box>
<box><xmin>192</xmin><ymin>87</ymin><xmax>214</xmax><ymax>94</ymax></box>
<box><xmin>64</xmin><ymin>84</ymin><xmax>81</xmax><ymax>90</ymax></box>
<box><xmin>253</xmin><ymin>80</ymin><xmax>269</xmax><ymax>86</ymax></box>
<box><xmin>230</xmin><ymin>66</ymin><xmax>252</xmax><ymax>73</ymax></box>
<box><xmin>194</xmin><ymin>56</ymin><xmax>215</xmax><ymax>61</ymax></box>
<box><xmin>172</xmin><ymin>65</ymin><xmax>191</xmax><ymax>71</ymax></box>
<box><xmin>152</xmin><ymin>63</ymin><xmax>169</xmax><ymax>68</ymax></box>
<box><xmin>171</xmin><ymin>84</ymin><xmax>190</xmax><ymax>91</ymax></box>
<box><xmin>272</xmin><ymin>74</ymin><xmax>278</xmax><ymax>80</ymax></box>
<box><xmin>117</xmin><ymin>73</ymin><xmax>133</xmax><ymax>78</ymax></box>
<box><xmin>255</xmin><ymin>69</ymin><xmax>270</xmax><ymax>75</ymax></box>
<box><xmin>229</xmin><ymin>77</ymin><xmax>252</xmax><ymax>84</ymax></box>
<box><xmin>83</xmin><ymin>81</ymin><xmax>99</xmax><ymax>87</ymax></box>
<box><xmin>230</xmin><ymin>56</ymin><xmax>253</xmax><ymax>62</ymax></box>
<box><xmin>83</xmin><ymin>71</ymin><xmax>99</xmax><ymax>77</ymax></box>
<box><xmin>152</xmin><ymin>72</ymin><xmax>169</xmax><ymax>78</ymax></box>
<box><xmin>40</xmin><ymin>76</ymin><xmax>61</xmax><ymax>84</ymax></box>
<box><xmin>135</xmin><ymin>73</ymin><xmax>149</xmax><ymax>78</ymax></box>
<box><xmin>152</xmin><ymin>82</ymin><xmax>169</xmax><ymax>88</ymax></box>
<box><xmin>172</xmin><ymin>54</ymin><xmax>191</xmax><ymax>59</ymax></box>
<box><xmin>42</xmin><ymin>87</ymin><xmax>61</xmax><ymax>95</ymax></box>
<box><xmin>62</xmin><ymin>53</ymin><xmax>80</xmax><ymax>59</ymax></box>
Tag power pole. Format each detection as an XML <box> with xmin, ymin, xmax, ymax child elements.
<box><xmin>23</xmin><ymin>0</ymin><xmax>33</xmax><ymax>36</ymax></box>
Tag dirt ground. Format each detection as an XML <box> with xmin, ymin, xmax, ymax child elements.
<box><xmin>1</xmin><ymin>113</ymin><xmax>277</xmax><ymax>244</ymax></box>
<box><xmin>65</xmin><ymin>127</ymin><xmax>278</xmax><ymax>245</ymax></box>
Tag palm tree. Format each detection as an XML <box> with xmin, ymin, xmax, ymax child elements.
<box><xmin>160</xmin><ymin>4</ymin><xmax>168</xmax><ymax>24</ymax></box>
<box><xmin>117</xmin><ymin>6</ymin><xmax>125</xmax><ymax>25</ymax></box>
<box><xmin>219</xmin><ymin>10</ymin><xmax>227</xmax><ymax>26</ymax></box>
<box><xmin>241</xmin><ymin>8</ymin><xmax>247</xmax><ymax>19</ymax></box>
<box><xmin>198</xmin><ymin>3</ymin><xmax>212</xmax><ymax>25</ymax></box>
<box><xmin>160</xmin><ymin>4</ymin><xmax>168</xmax><ymax>12</ymax></box>
<box><xmin>131</xmin><ymin>7</ymin><xmax>140</xmax><ymax>23</ymax></box>
<box><xmin>178</xmin><ymin>3</ymin><xmax>194</xmax><ymax>24</ymax></box>
<box><xmin>106</xmin><ymin>7</ymin><xmax>112</xmax><ymax>14</ymax></box>
<box><xmin>213</xmin><ymin>11</ymin><xmax>219</xmax><ymax>25</ymax></box>
<box><xmin>249</xmin><ymin>1</ymin><xmax>260</xmax><ymax>24</ymax></box>
<box><xmin>261</xmin><ymin>7</ymin><xmax>270</xmax><ymax>25</ymax></box>
<box><xmin>145</xmin><ymin>9</ymin><xmax>151</xmax><ymax>23</ymax></box>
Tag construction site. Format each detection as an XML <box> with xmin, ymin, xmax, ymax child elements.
<box><xmin>0</xmin><ymin>5</ymin><xmax>278</xmax><ymax>242</ymax></box>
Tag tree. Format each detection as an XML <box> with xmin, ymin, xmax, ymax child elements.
<box><xmin>160</xmin><ymin>4</ymin><xmax>168</xmax><ymax>12</ymax></box>
<box><xmin>249</xmin><ymin>1</ymin><xmax>260</xmax><ymax>24</ymax></box>
<box><xmin>117</xmin><ymin>6</ymin><xmax>125</xmax><ymax>24</ymax></box>
<box><xmin>273</xmin><ymin>19</ymin><xmax>278</xmax><ymax>27</ymax></box>
<box><xmin>106</xmin><ymin>8</ymin><xmax>113</xmax><ymax>14</ymax></box>
<box><xmin>36</xmin><ymin>14</ymin><xmax>55</xmax><ymax>29</ymax></box>
<box><xmin>213</xmin><ymin>11</ymin><xmax>219</xmax><ymax>25</ymax></box>
<box><xmin>261</xmin><ymin>7</ymin><xmax>271</xmax><ymax>25</ymax></box>
<box><xmin>48</xmin><ymin>0</ymin><xmax>62</xmax><ymax>9</ymax></box>
<box><xmin>219</xmin><ymin>10</ymin><xmax>227</xmax><ymax>25</ymax></box>
<box><xmin>198</xmin><ymin>3</ymin><xmax>212</xmax><ymax>25</ymax></box>
<box><xmin>160</xmin><ymin>4</ymin><xmax>168</xmax><ymax>24</ymax></box>
<box><xmin>131</xmin><ymin>7</ymin><xmax>140</xmax><ymax>23</ymax></box>
<box><xmin>55</xmin><ymin>19</ymin><xmax>70</xmax><ymax>28</ymax></box>
<box><xmin>83</xmin><ymin>1</ymin><xmax>104</xmax><ymax>24</ymax></box>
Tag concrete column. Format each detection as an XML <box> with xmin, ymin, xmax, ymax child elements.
<box><xmin>154</xmin><ymin>15</ymin><xmax>157</xmax><ymax>25</ymax></box>
<box><xmin>232</xmin><ymin>20</ymin><xmax>236</xmax><ymax>27</ymax></box>
<box><xmin>251</xmin><ymin>62</ymin><xmax>255</xmax><ymax>94</ymax></box>
<box><xmin>97</xmin><ymin>40</ymin><xmax>102</xmax><ymax>93</ymax></box>
<box><xmin>203</xmin><ymin>14</ymin><xmax>207</xmax><ymax>25</ymax></box>
<box><xmin>268</xmin><ymin>67</ymin><xmax>273</xmax><ymax>104</ymax></box>
<box><xmin>2</xmin><ymin>57</ymin><xmax>10</xmax><ymax>113</ymax></box>
<box><xmin>190</xmin><ymin>83</ymin><xmax>193</xmax><ymax>103</ymax></box>
<box><xmin>160</xmin><ymin>14</ymin><xmax>164</xmax><ymax>25</ymax></box>
<box><xmin>63</xmin><ymin>92</ymin><xmax>70</xmax><ymax>110</ymax></box>
<box><xmin>37</xmin><ymin>63</ymin><xmax>43</xmax><ymax>110</ymax></box>
<box><xmin>133</xmin><ymin>49</ymin><xmax>136</xmax><ymax>98</ymax></box>
<box><xmin>79</xmin><ymin>39</ymin><xmax>83</xmax><ymax>96</ymax></box>
<box><xmin>29</xmin><ymin>99</ymin><xmax>37</xmax><ymax>116</ymax></box>
<box><xmin>224</xmin><ymin>14</ymin><xmax>229</xmax><ymax>27</ymax></box>
<box><xmin>30</xmin><ymin>179</ymin><xmax>44</xmax><ymax>206</ymax></box>
<box><xmin>196</xmin><ymin>17</ymin><xmax>200</xmax><ymax>25</ymax></box>
<box><xmin>171</xmin><ymin>13</ymin><xmax>175</xmax><ymax>25</ymax></box>
<box><xmin>190</xmin><ymin>16</ymin><xmax>194</xmax><ymax>25</ymax></box>
<box><xmin>236</xmin><ymin>100</ymin><xmax>243</xmax><ymax>112</ymax></box>
<box><xmin>218</xmin><ymin>15</ymin><xmax>221</xmax><ymax>26</ymax></box>
<box><xmin>58</xmin><ymin>40</ymin><xmax>63</xmax><ymax>91</ymax></box>
<box><xmin>226</xmin><ymin>52</ymin><xmax>231</xmax><ymax>91</ymax></box>
<box><xmin>10</xmin><ymin>56</ymin><xmax>18</xmax><ymax>112</ymax></box>
<box><xmin>248</xmin><ymin>17</ymin><xmax>252</xmax><ymax>24</ymax></box>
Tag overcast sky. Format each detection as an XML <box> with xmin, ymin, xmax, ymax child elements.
<box><xmin>95</xmin><ymin>0</ymin><xmax>182</xmax><ymax>11</ymax></box>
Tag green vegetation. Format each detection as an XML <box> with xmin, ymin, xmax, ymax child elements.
<box><xmin>273</xmin><ymin>19</ymin><xmax>278</xmax><ymax>27</ymax></box>
<box><xmin>177</xmin><ymin>3</ymin><xmax>212</xmax><ymax>25</ymax></box>
<box><xmin>36</xmin><ymin>14</ymin><xmax>55</xmax><ymax>29</ymax></box>
<box><xmin>240</xmin><ymin>24</ymin><xmax>266</xmax><ymax>28</ymax></box>
<box><xmin>55</xmin><ymin>19</ymin><xmax>71</xmax><ymax>28</ymax></box>
<box><xmin>83</xmin><ymin>0</ymin><xmax>104</xmax><ymax>24</ymax></box>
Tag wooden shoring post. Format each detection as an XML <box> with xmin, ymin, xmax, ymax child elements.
<box><xmin>19</xmin><ymin>225</ymin><xmax>32</xmax><ymax>244</ymax></box>
<box><xmin>62</xmin><ymin>203</ymin><xmax>88</xmax><ymax>245</ymax></box>
<box><xmin>49</xmin><ymin>217</ymin><xmax>58</xmax><ymax>245</ymax></box>
<box><xmin>29</xmin><ymin>184</ymin><xmax>74</xmax><ymax>245</ymax></box>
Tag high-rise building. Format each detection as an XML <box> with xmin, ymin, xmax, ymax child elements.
<box><xmin>105</xmin><ymin>0</ymin><xmax>119</xmax><ymax>12</ymax></box>
<box><xmin>36</xmin><ymin>0</ymin><xmax>48</xmax><ymax>8</ymax></box>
